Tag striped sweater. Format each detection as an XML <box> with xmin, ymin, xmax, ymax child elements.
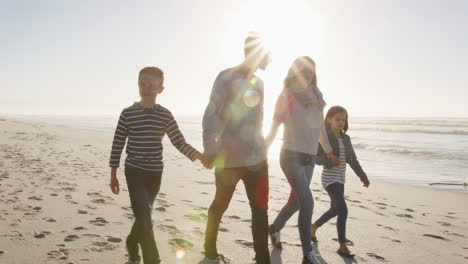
<box><xmin>321</xmin><ymin>138</ymin><xmax>346</xmax><ymax>187</ymax></box>
<box><xmin>109</xmin><ymin>102</ymin><xmax>200</xmax><ymax>172</ymax></box>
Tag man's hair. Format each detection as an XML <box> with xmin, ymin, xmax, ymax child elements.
<box><xmin>244</xmin><ymin>32</ymin><xmax>264</xmax><ymax>58</ymax></box>
<box><xmin>138</xmin><ymin>67</ymin><xmax>164</xmax><ymax>83</ymax></box>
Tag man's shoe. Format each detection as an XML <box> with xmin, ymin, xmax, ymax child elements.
<box><xmin>268</xmin><ymin>225</ymin><xmax>282</xmax><ymax>249</ymax></box>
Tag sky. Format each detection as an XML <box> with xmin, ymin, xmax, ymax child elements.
<box><xmin>1</xmin><ymin>0</ymin><xmax>467</xmax><ymax>118</ymax></box>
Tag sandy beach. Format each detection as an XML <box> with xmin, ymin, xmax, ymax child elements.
<box><xmin>0</xmin><ymin>118</ymin><xmax>467</xmax><ymax>264</ymax></box>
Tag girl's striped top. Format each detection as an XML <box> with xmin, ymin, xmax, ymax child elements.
<box><xmin>321</xmin><ymin>138</ymin><xmax>346</xmax><ymax>187</ymax></box>
<box><xmin>109</xmin><ymin>103</ymin><xmax>200</xmax><ymax>172</ymax></box>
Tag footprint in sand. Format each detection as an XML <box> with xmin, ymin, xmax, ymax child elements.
<box><xmin>155</xmin><ymin>206</ymin><xmax>166</xmax><ymax>212</ymax></box>
<box><xmin>158</xmin><ymin>224</ymin><xmax>181</xmax><ymax>236</ymax></box>
<box><xmin>438</xmin><ymin>221</ymin><xmax>451</xmax><ymax>226</ymax></box>
<box><xmin>73</xmin><ymin>226</ymin><xmax>87</xmax><ymax>231</ymax></box>
<box><xmin>90</xmin><ymin>240</ymin><xmax>119</xmax><ymax>251</ymax></box>
<box><xmin>77</xmin><ymin>210</ymin><xmax>88</xmax><ymax>215</ymax></box>
<box><xmin>123</xmin><ymin>213</ymin><xmax>134</xmax><ymax>220</ymax></box>
<box><xmin>366</xmin><ymin>252</ymin><xmax>386</xmax><ymax>261</ymax></box>
<box><xmin>332</xmin><ymin>238</ymin><xmax>354</xmax><ymax>246</ymax></box>
<box><xmin>235</xmin><ymin>239</ymin><xmax>253</xmax><ymax>248</ymax></box>
<box><xmin>423</xmin><ymin>234</ymin><xmax>448</xmax><ymax>241</ymax></box>
<box><xmin>107</xmin><ymin>236</ymin><xmax>122</xmax><ymax>243</ymax></box>
<box><xmin>64</xmin><ymin>234</ymin><xmax>80</xmax><ymax>242</ymax></box>
<box><xmin>185</xmin><ymin>208</ymin><xmax>208</xmax><ymax>222</ymax></box>
<box><xmin>28</xmin><ymin>196</ymin><xmax>43</xmax><ymax>201</ymax></box>
<box><xmin>34</xmin><ymin>233</ymin><xmax>46</xmax><ymax>239</ymax></box>
<box><xmin>444</xmin><ymin>232</ymin><xmax>465</xmax><ymax>238</ymax></box>
<box><xmin>381</xmin><ymin>236</ymin><xmax>401</xmax><ymax>243</ymax></box>
<box><xmin>396</xmin><ymin>213</ymin><xmax>414</xmax><ymax>219</ymax></box>
<box><xmin>89</xmin><ymin>217</ymin><xmax>109</xmax><ymax>226</ymax></box>
<box><xmin>169</xmin><ymin>238</ymin><xmax>194</xmax><ymax>250</ymax></box>
<box><xmin>85</xmin><ymin>205</ymin><xmax>97</xmax><ymax>210</ymax></box>
<box><xmin>377</xmin><ymin>224</ymin><xmax>399</xmax><ymax>231</ymax></box>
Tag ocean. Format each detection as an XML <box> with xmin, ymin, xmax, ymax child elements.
<box><xmin>7</xmin><ymin>114</ymin><xmax>468</xmax><ymax>192</ymax></box>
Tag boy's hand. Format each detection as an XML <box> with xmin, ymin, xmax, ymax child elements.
<box><xmin>194</xmin><ymin>152</ymin><xmax>203</xmax><ymax>161</ymax></box>
<box><xmin>327</xmin><ymin>153</ymin><xmax>340</xmax><ymax>167</ymax></box>
<box><xmin>110</xmin><ymin>168</ymin><xmax>120</xmax><ymax>195</ymax></box>
<box><xmin>202</xmin><ymin>153</ymin><xmax>216</xmax><ymax>169</ymax></box>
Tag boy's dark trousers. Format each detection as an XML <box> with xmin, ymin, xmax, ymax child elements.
<box><xmin>125</xmin><ymin>166</ymin><xmax>162</xmax><ymax>264</ymax></box>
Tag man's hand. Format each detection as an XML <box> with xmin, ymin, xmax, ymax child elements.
<box><xmin>110</xmin><ymin>168</ymin><xmax>120</xmax><ymax>195</ymax></box>
<box><xmin>202</xmin><ymin>153</ymin><xmax>216</xmax><ymax>169</ymax></box>
<box><xmin>326</xmin><ymin>153</ymin><xmax>340</xmax><ymax>167</ymax></box>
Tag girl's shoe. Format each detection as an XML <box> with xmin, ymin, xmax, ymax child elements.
<box><xmin>125</xmin><ymin>243</ymin><xmax>141</xmax><ymax>264</ymax></box>
<box><xmin>337</xmin><ymin>249</ymin><xmax>355</xmax><ymax>258</ymax></box>
<box><xmin>302</xmin><ymin>250</ymin><xmax>318</xmax><ymax>264</ymax></box>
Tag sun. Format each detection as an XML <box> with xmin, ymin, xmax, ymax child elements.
<box><xmin>225</xmin><ymin>0</ymin><xmax>324</xmax><ymax>158</ymax></box>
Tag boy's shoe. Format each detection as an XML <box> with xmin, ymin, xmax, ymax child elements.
<box><xmin>302</xmin><ymin>250</ymin><xmax>318</xmax><ymax>264</ymax></box>
<box><xmin>201</xmin><ymin>256</ymin><xmax>221</xmax><ymax>264</ymax></box>
<box><xmin>204</xmin><ymin>240</ymin><xmax>219</xmax><ymax>260</ymax></box>
<box><xmin>268</xmin><ymin>225</ymin><xmax>282</xmax><ymax>249</ymax></box>
<box><xmin>125</xmin><ymin>257</ymin><xmax>141</xmax><ymax>264</ymax></box>
<box><xmin>125</xmin><ymin>243</ymin><xmax>141</xmax><ymax>264</ymax></box>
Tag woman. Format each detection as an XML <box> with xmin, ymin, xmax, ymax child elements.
<box><xmin>265</xmin><ymin>56</ymin><xmax>339</xmax><ymax>264</ymax></box>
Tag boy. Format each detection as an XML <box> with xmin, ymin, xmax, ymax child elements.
<box><xmin>109</xmin><ymin>67</ymin><xmax>202</xmax><ymax>264</ymax></box>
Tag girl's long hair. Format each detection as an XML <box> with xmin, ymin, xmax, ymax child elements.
<box><xmin>325</xmin><ymin>106</ymin><xmax>349</xmax><ymax>133</ymax></box>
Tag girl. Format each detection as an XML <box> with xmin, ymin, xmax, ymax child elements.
<box><xmin>265</xmin><ymin>56</ymin><xmax>340</xmax><ymax>264</ymax></box>
<box><xmin>311</xmin><ymin>106</ymin><xmax>370</xmax><ymax>258</ymax></box>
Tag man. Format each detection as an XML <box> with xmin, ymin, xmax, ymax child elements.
<box><xmin>202</xmin><ymin>33</ymin><xmax>272</xmax><ymax>264</ymax></box>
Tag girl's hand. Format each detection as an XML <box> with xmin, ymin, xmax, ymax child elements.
<box><xmin>363</xmin><ymin>182</ymin><xmax>370</xmax><ymax>188</ymax></box>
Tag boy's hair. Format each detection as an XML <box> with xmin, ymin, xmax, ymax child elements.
<box><xmin>138</xmin><ymin>67</ymin><xmax>164</xmax><ymax>83</ymax></box>
<box><xmin>244</xmin><ymin>32</ymin><xmax>264</xmax><ymax>58</ymax></box>
<box><xmin>325</xmin><ymin>106</ymin><xmax>349</xmax><ymax>133</ymax></box>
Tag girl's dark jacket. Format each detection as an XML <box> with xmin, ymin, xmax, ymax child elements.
<box><xmin>316</xmin><ymin>130</ymin><xmax>370</xmax><ymax>185</ymax></box>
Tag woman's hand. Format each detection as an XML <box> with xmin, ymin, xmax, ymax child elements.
<box><xmin>326</xmin><ymin>153</ymin><xmax>340</xmax><ymax>167</ymax></box>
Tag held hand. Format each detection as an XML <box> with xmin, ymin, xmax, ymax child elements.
<box><xmin>202</xmin><ymin>153</ymin><xmax>216</xmax><ymax>169</ymax></box>
<box><xmin>194</xmin><ymin>152</ymin><xmax>203</xmax><ymax>161</ymax></box>
<box><xmin>363</xmin><ymin>183</ymin><xmax>370</xmax><ymax>188</ymax></box>
<box><xmin>327</xmin><ymin>153</ymin><xmax>340</xmax><ymax>167</ymax></box>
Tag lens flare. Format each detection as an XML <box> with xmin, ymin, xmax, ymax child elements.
<box><xmin>175</xmin><ymin>248</ymin><xmax>186</xmax><ymax>260</ymax></box>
